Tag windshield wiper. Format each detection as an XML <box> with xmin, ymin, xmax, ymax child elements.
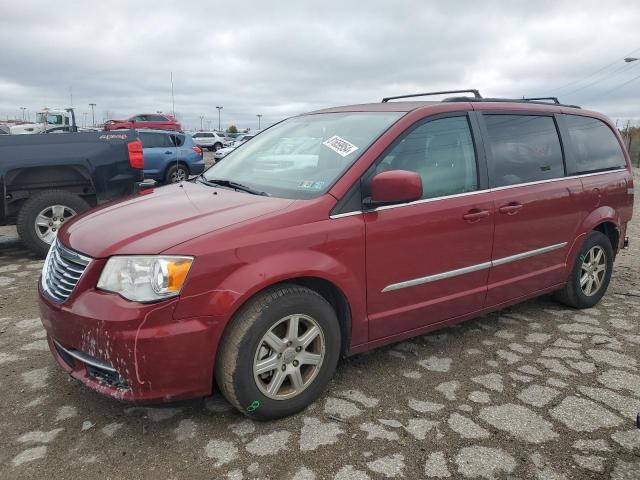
<box><xmin>198</xmin><ymin>176</ymin><xmax>270</xmax><ymax>196</ymax></box>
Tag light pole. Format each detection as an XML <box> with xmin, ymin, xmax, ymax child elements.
<box><xmin>20</xmin><ymin>107</ymin><xmax>26</xmax><ymax>121</ymax></box>
<box><xmin>257</xmin><ymin>114</ymin><xmax>262</xmax><ymax>130</ymax></box>
<box><xmin>89</xmin><ymin>103</ymin><xmax>96</xmax><ymax>127</ymax></box>
<box><xmin>82</xmin><ymin>112</ymin><xmax>88</xmax><ymax>128</ymax></box>
<box><xmin>199</xmin><ymin>115</ymin><xmax>205</xmax><ymax>131</ymax></box>
<box><xmin>624</xmin><ymin>57</ymin><xmax>639</xmax><ymax>63</ymax></box>
<box><xmin>216</xmin><ymin>106</ymin><xmax>223</xmax><ymax>131</ymax></box>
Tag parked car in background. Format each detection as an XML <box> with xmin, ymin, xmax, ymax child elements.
<box><xmin>104</xmin><ymin>113</ymin><xmax>182</xmax><ymax>132</ymax></box>
<box><xmin>38</xmin><ymin>90</ymin><xmax>633</xmax><ymax>421</ymax></box>
<box><xmin>0</xmin><ymin>130</ymin><xmax>143</xmax><ymax>255</ymax></box>
<box><xmin>139</xmin><ymin>130</ymin><xmax>204</xmax><ymax>183</ymax></box>
<box><xmin>191</xmin><ymin>131</ymin><xmax>229</xmax><ymax>151</ymax></box>
<box><xmin>214</xmin><ymin>133</ymin><xmax>256</xmax><ymax>161</ymax></box>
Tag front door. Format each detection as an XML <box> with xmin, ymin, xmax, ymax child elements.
<box><xmin>365</xmin><ymin>114</ymin><xmax>494</xmax><ymax>341</ymax></box>
<box><xmin>480</xmin><ymin>113</ymin><xmax>582</xmax><ymax>306</ymax></box>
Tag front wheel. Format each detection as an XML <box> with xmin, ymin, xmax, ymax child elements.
<box><xmin>555</xmin><ymin>231</ymin><xmax>614</xmax><ymax>309</ymax></box>
<box><xmin>216</xmin><ymin>285</ymin><xmax>341</xmax><ymax>420</ymax></box>
<box><xmin>213</xmin><ymin>142</ymin><xmax>223</xmax><ymax>152</ymax></box>
<box><xmin>16</xmin><ymin>190</ymin><xmax>90</xmax><ymax>257</ymax></box>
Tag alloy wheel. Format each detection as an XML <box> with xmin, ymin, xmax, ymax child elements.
<box><xmin>34</xmin><ymin>205</ymin><xmax>77</xmax><ymax>244</ymax></box>
<box><xmin>253</xmin><ymin>314</ymin><xmax>325</xmax><ymax>400</ymax></box>
<box><xmin>170</xmin><ymin>168</ymin><xmax>187</xmax><ymax>183</ymax></box>
<box><xmin>580</xmin><ymin>245</ymin><xmax>607</xmax><ymax>296</ymax></box>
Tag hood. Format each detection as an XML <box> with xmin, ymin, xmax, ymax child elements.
<box><xmin>59</xmin><ymin>181</ymin><xmax>294</xmax><ymax>258</ymax></box>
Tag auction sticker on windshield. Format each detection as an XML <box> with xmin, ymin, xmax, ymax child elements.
<box><xmin>322</xmin><ymin>135</ymin><xmax>358</xmax><ymax>157</ymax></box>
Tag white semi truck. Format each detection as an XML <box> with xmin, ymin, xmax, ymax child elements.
<box><xmin>9</xmin><ymin>108</ymin><xmax>77</xmax><ymax>135</ymax></box>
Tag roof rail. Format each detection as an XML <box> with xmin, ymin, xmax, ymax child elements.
<box><xmin>382</xmin><ymin>89</ymin><xmax>482</xmax><ymax>103</ymax></box>
<box><xmin>521</xmin><ymin>97</ymin><xmax>560</xmax><ymax>104</ymax></box>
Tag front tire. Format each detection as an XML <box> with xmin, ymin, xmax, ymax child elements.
<box><xmin>213</xmin><ymin>142</ymin><xmax>223</xmax><ymax>152</ymax></box>
<box><xmin>16</xmin><ymin>190</ymin><xmax>90</xmax><ymax>257</ymax></box>
<box><xmin>216</xmin><ymin>285</ymin><xmax>341</xmax><ymax>420</ymax></box>
<box><xmin>555</xmin><ymin>231</ymin><xmax>613</xmax><ymax>309</ymax></box>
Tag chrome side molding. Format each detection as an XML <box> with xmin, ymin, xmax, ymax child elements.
<box><xmin>382</xmin><ymin>242</ymin><xmax>568</xmax><ymax>293</ymax></box>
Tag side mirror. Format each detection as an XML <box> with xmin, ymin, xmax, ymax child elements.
<box><xmin>366</xmin><ymin>170</ymin><xmax>422</xmax><ymax>207</ymax></box>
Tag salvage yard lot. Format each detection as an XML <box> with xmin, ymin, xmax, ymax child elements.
<box><xmin>0</xmin><ymin>171</ymin><xmax>638</xmax><ymax>480</ymax></box>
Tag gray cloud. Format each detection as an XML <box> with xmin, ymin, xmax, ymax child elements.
<box><xmin>1</xmin><ymin>0</ymin><xmax>639</xmax><ymax>130</ymax></box>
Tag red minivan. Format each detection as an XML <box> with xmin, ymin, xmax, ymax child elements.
<box><xmin>39</xmin><ymin>90</ymin><xmax>634</xmax><ymax>420</ymax></box>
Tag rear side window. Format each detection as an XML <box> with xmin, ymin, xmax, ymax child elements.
<box><xmin>484</xmin><ymin>115</ymin><xmax>564</xmax><ymax>187</ymax></box>
<box><xmin>564</xmin><ymin>115</ymin><xmax>626</xmax><ymax>174</ymax></box>
<box><xmin>374</xmin><ymin>116</ymin><xmax>478</xmax><ymax>200</ymax></box>
<box><xmin>139</xmin><ymin>132</ymin><xmax>173</xmax><ymax>148</ymax></box>
<box><xmin>172</xmin><ymin>134</ymin><xmax>186</xmax><ymax>147</ymax></box>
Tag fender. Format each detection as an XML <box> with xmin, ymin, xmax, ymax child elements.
<box><xmin>175</xmin><ymin>249</ymin><xmax>368</xmax><ymax>348</ymax></box>
<box><xmin>564</xmin><ymin>205</ymin><xmax>619</xmax><ymax>275</ymax></box>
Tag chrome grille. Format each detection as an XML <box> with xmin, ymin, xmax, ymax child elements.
<box><xmin>41</xmin><ymin>239</ymin><xmax>91</xmax><ymax>303</ymax></box>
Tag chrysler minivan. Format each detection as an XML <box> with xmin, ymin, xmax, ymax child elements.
<box><xmin>39</xmin><ymin>90</ymin><xmax>634</xmax><ymax>420</ymax></box>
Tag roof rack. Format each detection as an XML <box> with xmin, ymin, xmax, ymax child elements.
<box><xmin>381</xmin><ymin>89</ymin><xmax>580</xmax><ymax>109</ymax></box>
<box><xmin>381</xmin><ymin>89</ymin><xmax>482</xmax><ymax>102</ymax></box>
<box><xmin>521</xmin><ymin>97</ymin><xmax>560</xmax><ymax>104</ymax></box>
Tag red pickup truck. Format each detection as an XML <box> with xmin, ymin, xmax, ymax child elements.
<box><xmin>39</xmin><ymin>90</ymin><xmax>634</xmax><ymax>420</ymax></box>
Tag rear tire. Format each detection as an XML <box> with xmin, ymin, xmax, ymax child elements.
<box><xmin>165</xmin><ymin>163</ymin><xmax>189</xmax><ymax>183</ymax></box>
<box><xmin>16</xmin><ymin>190</ymin><xmax>90</xmax><ymax>257</ymax></box>
<box><xmin>555</xmin><ymin>231</ymin><xmax>613</xmax><ymax>309</ymax></box>
<box><xmin>216</xmin><ymin>285</ymin><xmax>341</xmax><ymax>420</ymax></box>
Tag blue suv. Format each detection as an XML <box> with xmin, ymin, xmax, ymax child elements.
<box><xmin>138</xmin><ymin>130</ymin><xmax>205</xmax><ymax>183</ymax></box>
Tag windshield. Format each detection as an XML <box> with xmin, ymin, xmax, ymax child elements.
<box><xmin>36</xmin><ymin>113</ymin><xmax>64</xmax><ymax>125</ymax></box>
<box><xmin>203</xmin><ymin>112</ymin><xmax>402</xmax><ymax>199</ymax></box>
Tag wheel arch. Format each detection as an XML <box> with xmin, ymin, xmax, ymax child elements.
<box><xmin>564</xmin><ymin>207</ymin><xmax>621</xmax><ymax>276</ymax></box>
<box><xmin>217</xmin><ymin>276</ymin><xmax>353</xmax><ymax>357</ymax></box>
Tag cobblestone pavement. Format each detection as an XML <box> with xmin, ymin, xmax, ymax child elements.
<box><xmin>0</xmin><ymin>170</ymin><xmax>638</xmax><ymax>480</ymax></box>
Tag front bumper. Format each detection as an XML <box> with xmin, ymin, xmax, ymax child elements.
<box><xmin>39</xmin><ymin>281</ymin><xmax>221</xmax><ymax>402</ymax></box>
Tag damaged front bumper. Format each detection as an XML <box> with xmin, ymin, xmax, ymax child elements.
<box><xmin>39</xmin><ymin>282</ymin><xmax>221</xmax><ymax>403</ymax></box>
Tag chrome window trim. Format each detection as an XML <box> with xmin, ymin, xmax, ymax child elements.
<box><xmin>53</xmin><ymin>340</ymin><xmax>117</xmax><ymax>372</ymax></box>
<box><xmin>381</xmin><ymin>242</ymin><xmax>568</xmax><ymax>293</ymax></box>
<box><xmin>329</xmin><ymin>168</ymin><xmax>627</xmax><ymax>219</ymax></box>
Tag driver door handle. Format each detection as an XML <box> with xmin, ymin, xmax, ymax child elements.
<box><xmin>463</xmin><ymin>209</ymin><xmax>490</xmax><ymax>222</ymax></box>
<box><xmin>498</xmin><ymin>203</ymin><xmax>523</xmax><ymax>215</ymax></box>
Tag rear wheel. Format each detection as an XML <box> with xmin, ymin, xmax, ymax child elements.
<box><xmin>16</xmin><ymin>190</ymin><xmax>90</xmax><ymax>257</ymax></box>
<box><xmin>555</xmin><ymin>231</ymin><xmax>613</xmax><ymax>308</ymax></box>
<box><xmin>216</xmin><ymin>285</ymin><xmax>341</xmax><ymax>420</ymax></box>
<box><xmin>165</xmin><ymin>163</ymin><xmax>189</xmax><ymax>183</ymax></box>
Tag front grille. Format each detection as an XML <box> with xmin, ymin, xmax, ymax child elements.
<box><xmin>41</xmin><ymin>240</ymin><xmax>91</xmax><ymax>303</ymax></box>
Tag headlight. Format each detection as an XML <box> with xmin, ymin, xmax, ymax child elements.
<box><xmin>97</xmin><ymin>256</ymin><xmax>194</xmax><ymax>302</ymax></box>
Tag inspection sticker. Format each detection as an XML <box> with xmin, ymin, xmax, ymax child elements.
<box><xmin>323</xmin><ymin>135</ymin><xmax>359</xmax><ymax>157</ymax></box>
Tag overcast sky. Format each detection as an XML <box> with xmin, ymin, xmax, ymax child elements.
<box><xmin>1</xmin><ymin>1</ymin><xmax>639</xmax><ymax>130</ymax></box>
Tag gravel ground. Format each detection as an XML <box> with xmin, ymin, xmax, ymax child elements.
<box><xmin>0</xmin><ymin>169</ymin><xmax>638</xmax><ymax>480</ymax></box>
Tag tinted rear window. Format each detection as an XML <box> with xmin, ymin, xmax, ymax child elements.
<box><xmin>564</xmin><ymin>115</ymin><xmax>626</xmax><ymax>174</ymax></box>
<box><xmin>139</xmin><ymin>132</ymin><xmax>173</xmax><ymax>148</ymax></box>
<box><xmin>484</xmin><ymin>115</ymin><xmax>565</xmax><ymax>187</ymax></box>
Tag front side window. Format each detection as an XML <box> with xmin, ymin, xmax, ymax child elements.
<box><xmin>148</xmin><ymin>114</ymin><xmax>168</xmax><ymax>122</ymax></box>
<box><xmin>204</xmin><ymin>112</ymin><xmax>403</xmax><ymax>199</ymax></box>
<box><xmin>564</xmin><ymin>115</ymin><xmax>626</xmax><ymax>174</ymax></box>
<box><xmin>373</xmin><ymin>116</ymin><xmax>478</xmax><ymax>200</ymax></box>
<box><xmin>484</xmin><ymin>115</ymin><xmax>564</xmax><ymax>187</ymax></box>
